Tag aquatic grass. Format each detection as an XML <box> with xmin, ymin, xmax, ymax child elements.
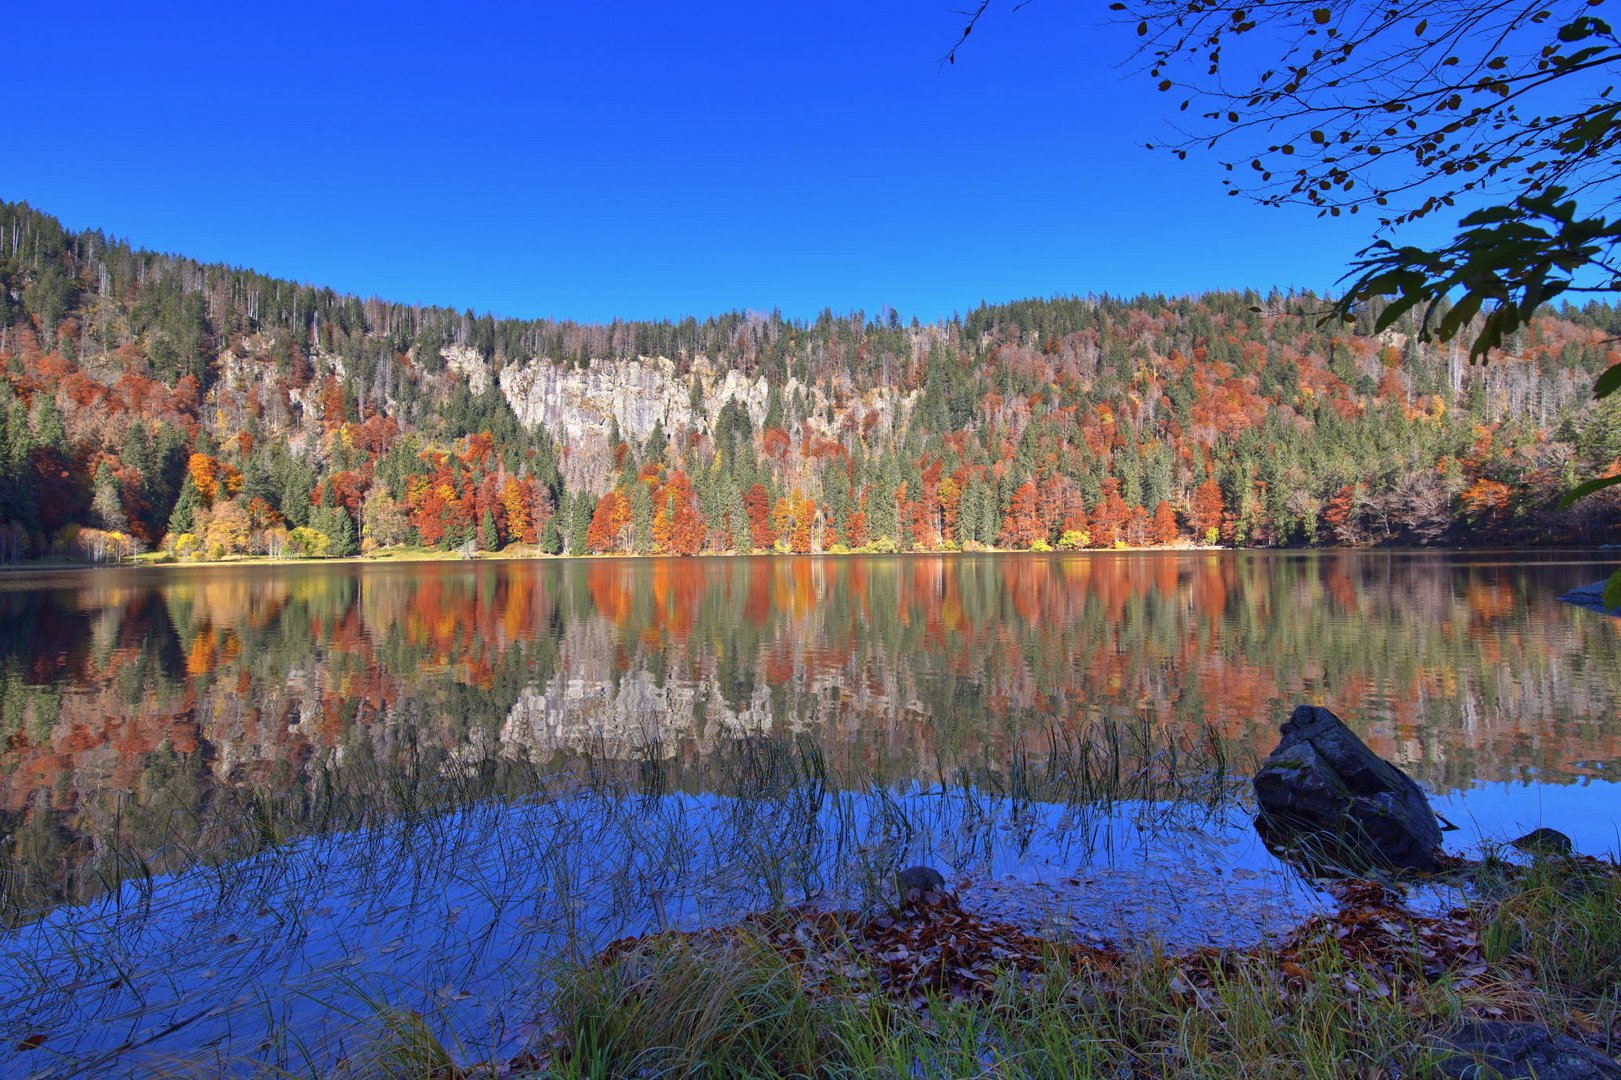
<box><xmin>0</xmin><ymin>722</ymin><xmax>1251</xmax><ymax>1075</ymax></box>
<box><xmin>0</xmin><ymin>717</ymin><xmax>1236</xmax><ymax>930</ymax></box>
<box><xmin>544</xmin><ymin>930</ymin><xmax>860</xmax><ymax>1079</ymax></box>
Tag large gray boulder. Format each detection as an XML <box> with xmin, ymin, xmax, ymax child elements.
<box><xmin>1253</xmin><ymin>704</ymin><xmax>1444</xmax><ymax>874</ymax></box>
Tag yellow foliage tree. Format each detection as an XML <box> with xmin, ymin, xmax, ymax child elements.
<box><xmin>202</xmin><ymin>500</ymin><xmax>252</xmax><ymax>557</ymax></box>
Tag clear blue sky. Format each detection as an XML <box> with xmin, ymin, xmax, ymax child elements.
<box><xmin>5</xmin><ymin>0</ymin><xmax>1407</xmax><ymax>324</ymax></box>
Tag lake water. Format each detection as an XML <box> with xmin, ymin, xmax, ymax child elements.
<box><xmin>1</xmin><ymin>551</ymin><xmax>1619</xmax><ymax>1073</ymax></box>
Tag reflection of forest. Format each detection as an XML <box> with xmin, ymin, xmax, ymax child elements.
<box><xmin>1</xmin><ymin>553</ymin><xmax>1618</xmax><ymax>915</ymax></box>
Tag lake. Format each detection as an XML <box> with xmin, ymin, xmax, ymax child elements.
<box><xmin>1</xmin><ymin>550</ymin><xmax>1618</xmax><ymax>1072</ymax></box>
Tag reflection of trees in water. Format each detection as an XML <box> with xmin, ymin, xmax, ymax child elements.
<box><xmin>0</xmin><ymin>553</ymin><xmax>1616</xmax><ymax>918</ymax></box>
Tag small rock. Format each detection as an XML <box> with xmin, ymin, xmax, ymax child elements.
<box><xmin>896</xmin><ymin>865</ymin><xmax>946</xmax><ymax>902</ymax></box>
<box><xmin>1511</xmin><ymin>828</ymin><xmax>1574</xmax><ymax>857</ymax></box>
<box><xmin>1432</xmin><ymin>1020</ymin><xmax>1621</xmax><ymax>1079</ymax></box>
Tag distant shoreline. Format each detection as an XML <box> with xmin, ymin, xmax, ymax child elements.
<box><xmin>0</xmin><ymin>542</ymin><xmax>1616</xmax><ymax>576</ymax></box>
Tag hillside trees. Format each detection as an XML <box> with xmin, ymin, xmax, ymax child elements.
<box><xmin>1112</xmin><ymin>0</ymin><xmax>1621</xmax><ymax>569</ymax></box>
<box><xmin>0</xmin><ymin>198</ymin><xmax>1618</xmax><ymax>562</ymax></box>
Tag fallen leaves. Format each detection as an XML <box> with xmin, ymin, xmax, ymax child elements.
<box><xmin>604</xmin><ymin>893</ymin><xmax>1114</xmax><ymax>1007</ymax></box>
<box><xmin>592</xmin><ymin>879</ymin><xmax>1501</xmax><ymax>1016</ymax></box>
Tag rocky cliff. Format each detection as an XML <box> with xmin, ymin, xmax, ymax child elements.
<box><xmin>493</xmin><ymin>353</ymin><xmax>916</xmax><ymax>491</ymax></box>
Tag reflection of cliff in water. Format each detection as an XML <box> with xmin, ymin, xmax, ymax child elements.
<box><xmin>1</xmin><ymin>552</ymin><xmax>1618</xmax><ymax>916</ymax></box>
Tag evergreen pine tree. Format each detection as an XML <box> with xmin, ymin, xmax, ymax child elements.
<box><xmin>540</xmin><ymin>513</ymin><xmax>562</xmax><ymax>554</ymax></box>
<box><xmin>569</xmin><ymin>491</ymin><xmax>593</xmax><ymax>555</ymax></box>
<box><xmin>763</xmin><ymin>383</ymin><xmax>784</xmax><ymax>431</ymax></box>
<box><xmin>329</xmin><ymin>506</ymin><xmax>359</xmax><ymax>556</ymax></box>
<box><xmin>630</xmin><ymin>481</ymin><xmax>655</xmax><ymax>554</ymax></box>
<box><xmin>167</xmin><ymin>474</ymin><xmax>201</xmax><ymax>537</ymax></box>
<box><xmin>868</xmin><ymin>453</ymin><xmax>902</xmax><ymax>544</ymax></box>
<box><xmin>644</xmin><ymin>420</ymin><xmax>667</xmax><ymax>464</ymax></box>
<box><xmin>977</xmin><ymin>485</ymin><xmax>999</xmax><ymax>545</ymax></box>
<box><xmin>31</xmin><ymin>397</ymin><xmax>67</xmax><ymax>450</ymax></box>
<box><xmin>959</xmin><ymin>478</ymin><xmax>985</xmax><ymax>546</ymax></box>
<box><xmin>481</xmin><ymin>509</ymin><xmax>500</xmax><ymax>552</ymax></box>
<box><xmin>0</xmin><ymin>394</ymin><xmax>38</xmax><ymax>530</ymax></box>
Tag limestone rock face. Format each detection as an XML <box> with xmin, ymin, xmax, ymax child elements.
<box><xmin>1253</xmin><ymin>704</ymin><xmax>1444</xmax><ymax>874</ymax></box>
<box><xmin>494</xmin><ymin>353</ymin><xmax>916</xmax><ymax>491</ymax></box>
<box><xmin>440</xmin><ymin>344</ymin><xmax>491</xmax><ymax>396</ymax></box>
<box><xmin>497</xmin><ymin>355</ymin><xmax>749</xmax><ymax>446</ymax></box>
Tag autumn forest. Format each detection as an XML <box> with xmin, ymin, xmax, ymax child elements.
<box><xmin>3</xmin><ymin>199</ymin><xmax>1620</xmax><ymax>566</ymax></box>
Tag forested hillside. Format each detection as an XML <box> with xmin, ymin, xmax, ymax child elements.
<box><xmin>1</xmin><ymin>199</ymin><xmax>1618</xmax><ymax>563</ymax></box>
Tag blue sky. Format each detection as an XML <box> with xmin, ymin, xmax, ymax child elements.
<box><xmin>6</xmin><ymin>0</ymin><xmax>1405</xmax><ymax>324</ymax></box>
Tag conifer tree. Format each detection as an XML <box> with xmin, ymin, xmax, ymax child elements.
<box><xmin>540</xmin><ymin>513</ymin><xmax>562</xmax><ymax>554</ymax></box>
<box><xmin>331</xmin><ymin>507</ymin><xmax>359</xmax><ymax>556</ymax></box>
<box><xmin>569</xmin><ymin>492</ymin><xmax>593</xmax><ymax>555</ymax></box>
<box><xmin>167</xmin><ymin>474</ymin><xmax>201</xmax><ymax>537</ymax></box>
<box><xmin>630</xmin><ymin>481</ymin><xmax>655</xmax><ymax>554</ymax></box>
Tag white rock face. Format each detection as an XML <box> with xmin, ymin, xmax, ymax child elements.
<box><xmin>325</xmin><ymin>347</ymin><xmax>931</xmax><ymax>493</ymax></box>
<box><xmin>506</xmin><ymin>354</ymin><xmax>920</xmax><ymax>445</ymax></box>
<box><xmin>497</xmin><ymin>355</ymin><xmax>779</xmax><ymax>447</ymax></box>
<box><xmin>440</xmin><ymin>344</ymin><xmax>491</xmax><ymax>396</ymax></box>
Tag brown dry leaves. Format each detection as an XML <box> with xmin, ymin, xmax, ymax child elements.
<box><xmin>595</xmin><ymin>879</ymin><xmax>1497</xmax><ymax>1013</ymax></box>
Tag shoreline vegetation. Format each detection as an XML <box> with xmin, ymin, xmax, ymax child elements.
<box><xmin>405</xmin><ymin>710</ymin><xmax>1621</xmax><ymax>1078</ymax></box>
<box><xmin>7</xmin><ymin>539</ymin><xmax>1223</xmax><ymax>571</ymax></box>
<box><xmin>394</xmin><ymin>855</ymin><xmax>1621</xmax><ymax>1080</ymax></box>
<box><xmin>1</xmin><ymin>538</ymin><xmax>1616</xmax><ymax>576</ymax></box>
<box><xmin>4</xmin><ymin>540</ymin><xmax>1209</xmax><ymax>575</ymax></box>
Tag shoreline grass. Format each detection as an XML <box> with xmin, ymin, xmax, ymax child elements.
<box><xmin>412</xmin><ymin>857</ymin><xmax>1620</xmax><ymax>1079</ymax></box>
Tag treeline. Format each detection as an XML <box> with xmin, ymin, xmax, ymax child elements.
<box><xmin>1</xmin><ymin>198</ymin><xmax>1619</xmax><ymax>563</ymax></box>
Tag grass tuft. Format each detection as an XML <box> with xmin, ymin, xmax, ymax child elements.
<box><xmin>544</xmin><ymin>931</ymin><xmax>863</xmax><ymax>1078</ymax></box>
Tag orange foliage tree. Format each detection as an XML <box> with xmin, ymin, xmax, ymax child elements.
<box><xmin>1189</xmin><ymin>474</ymin><xmax>1225</xmax><ymax>543</ymax></box>
<box><xmin>587</xmin><ymin>490</ymin><xmax>630</xmax><ymax>553</ymax></box>
<box><xmin>1090</xmin><ymin>479</ymin><xmax>1130</xmax><ymax>547</ymax></box>
<box><xmin>500</xmin><ymin>477</ymin><xmax>536</xmax><ymax>544</ymax></box>
<box><xmin>1151</xmin><ymin>501</ymin><xmax>1180</xmax><ymax>546</ymax></box>
<box><xmin>788</xmin><ymin>491</ymin><xmax>816</xmax><ymax>553</ymax></box>
<box><xmin>744</xmin><ymin>483</ymin><xmax>774</xmax><ymax>550</ymax></box>
<box><xmin>999</xmin><ymin>480</ymin><xmax>1045</xmax><ymax>549</ymax></box>
<box><xmin>1459</xmin><ymin>478</ymin><xmax>1513</xmax><ymax>523</ymax></box>
<box><xmin>653</xmin><ymin>471</ymin><xmax>706</xmax><ymax>555</ymax></box>
<box><xmin>844</xmin><ymin>508</ymin><xmax>869</xmax><ymax>548</ymax></box>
